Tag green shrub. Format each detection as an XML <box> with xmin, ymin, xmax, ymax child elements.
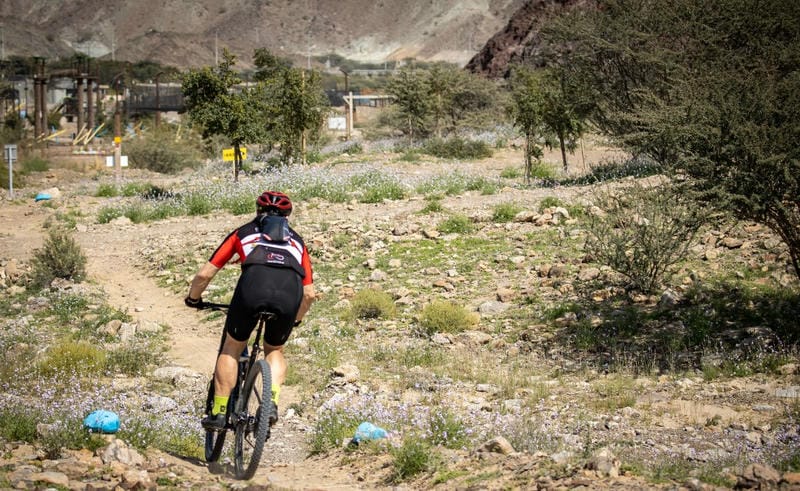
<box><xmin>391</xmin><ymin>436</ymin><xmax>437</xmax><ymax>482</ymax></box>
<box><xmin>0</xmin><ymin>407</ymin><xmax>39</xmax><ymax>442</ymax></box>
<box><xmin>36</xmin><ymin>340</ymin><xmax>107</xmax><ymax>378</ymax></box>
<box><xmin>492</xmin><ymin>202</ymin><xmax>522</xmax><ymax>223</ymax></box>
<box><xmin>97</xmin><ymin>206</ymin><xmax>124</xmax><ymax>223</ymax></box>
<box><xmin>420</xmin><ymin>197</ymin><xmax>444</xmax><ymax>214</ymax></box>
<box><xmin>529</xmin><ymin>161</ymin><xmax>558</xmax><ymax>180</ymax></box>
<box><xmin>437</xmin><ymin>214</ymin><xmax>474</xmax><ymax>234</ymax></box>
<box><xmin>40</xmin><ymin>419</ymin><xmax>107</xmax><ymax>459</ymax></box>
<box><xmin>350</xmin><ymin>289</ymin><xmax>396</xmax><ymax>320</ymax></box>
<box><xmin>428</xmin><ymin>408</ymin><xmax>469</xmax><ymax>449</ymax></box>
<box><xmin>182</xmin><ymin>191</ymin><xmax>213</xmax><ymax>215</ymax></box>
<box><xmin>419</xmin><ymin>300</ymin><xmax>478</xmax><ymax>336</ymax></box>
<box><xmin>220</xmin><ymin>192</ymin><xmax>254</xmax><ymax>215</ymax></box>
<box><xmin>95</xmin><ymin>183</ymin><xmax>119</xmax><ymax>197</ymax></box>
<box><xmin>310</xmin><ymin>409</ymin><xmax>362</xmax><ymax>454</ymax></box>
<box><xmin>422</xmin><ymin>137</ymin><xmax>493</xmax><ymax>160</ymax></box>
<box><xmin>539</xmin><ymin>196</ymin><xmax>564</xmax><ymax>212</ymax></box>
<box><xmin>500</xmin><ymin>166</ymin><xmax>522</xmax><ymax>179</ymax></box>
<box><xmin>107</xmin><ymin>342</ymin><xmax>163</xmax><ymax>376</ymax></box>
<box><xmin>30</xmin><ymin>228</ymin><xmax>88</xmax><ymax>288</ymax></box>
<box><xmin>21</xmin><ymin>157</ymin><xmax>50</xmax><ymax>173</ymax></box>
<box><xmin>126</xmin><ymin>126</ymin><xmax>203</xmax><ymax>174</ymax></box>
<box><xmin>585</xmin><ymin>182</ymin><xmax>710</xmax><ymax>293</ymax></box>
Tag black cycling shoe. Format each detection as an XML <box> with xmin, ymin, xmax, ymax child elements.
<box><xmin>268</xmin><ymin>402</ymin><xmax>278</xmax><ymax>426</ymax></box>
<box><xmin>202</xmin><ymin>413</ymin><xmax>227</xmax><ymax>431</ymax></box>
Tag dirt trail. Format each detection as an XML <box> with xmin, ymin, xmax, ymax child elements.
<box><xmin>71</xmin><ymin>206</ymin><xmax>361</xmax><ymax>489</ymax></box>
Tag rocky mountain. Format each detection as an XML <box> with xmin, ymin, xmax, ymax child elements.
<box><xmin>0</xmin><ymin>0</ymin><xmax>529</xmax><ymax>69</ymax></box>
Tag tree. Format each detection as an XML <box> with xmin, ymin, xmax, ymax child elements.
<box><xmin>545</xmin><ymin>0</ymin><xmax>800</xmax><ymax>279</ymax></box>
<box><xmin>182</xmin><ymin>50</ymin><xmax>264</xmax><ymax>181</ymax></box>
<box><xmin>259</xmin><ymin>67</ymin><xmax>328</xmax><ymax>165</ymax></box>
<box><xmin>387</xmin><ymin>67</ymin><xmax>431</xmax><ymax>143</ymax></box>
<box><xmin>252</xmin><ymin>48</ymin><xmax>292</xmax><ymax>82</ymax></box>
<box><xmin>508</xmin><ymin>66</ymin><xmax>546</xmax><ymax>184</ymax></box>
<box><xmin>538</xmin><ymin>71</ymin><xmax>585</xmax><ymax>172</ymax></box>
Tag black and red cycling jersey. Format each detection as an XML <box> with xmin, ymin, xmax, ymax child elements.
<box><xmin>208</xmin><ymin>218</ymin><xmax>313</xmax><ymax>286</ymax></box>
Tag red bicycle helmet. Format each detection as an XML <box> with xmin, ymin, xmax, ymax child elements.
<box><xmin>256</xmin><ymin>190</ymin><xmax>292</xmax><ymax>216</ymax></box>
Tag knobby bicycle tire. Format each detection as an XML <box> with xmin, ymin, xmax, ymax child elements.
<box><xmin>205</xmin><ymin>427</ymin><xmax>226</xmax><ymax>462</ymax></box>
<box><xmin>204</xmin><ymin>379</ymin><xmax>227</xmax><ymax>462</ymax></box>
<box><xmin>233</xmin><ymin>359</ymin><xmax>272</xmax><ymax>480</ymax></box>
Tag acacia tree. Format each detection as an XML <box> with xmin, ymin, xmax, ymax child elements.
<box><xmin>538</xmin><ymin>71</ymin><xmax>585</xmax><ymax>172</ymax></box>
<box><xmin>546</xmin><ymin>0</ymin><xmax>800</xmax><ymax>278</ymax></box>
<box><xmin>508</xmin><ymin>66</ymin><xmax>545</xmax><ymax>184</ymax></box>
<box><xmin>259</xmin><ymin>66</ymin><xmax>328</xmax><ymax>165</ymax></box>
<box><xmin>387</xmin><ymin>67</ymin><xmax>431</xmax><ymax>143</ymax></box>
<box><xmin>181</xmin><ymin>50</ymin><xmax>264</xmax><ymax>181</ymax></box>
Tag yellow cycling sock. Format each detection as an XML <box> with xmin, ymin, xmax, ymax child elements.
<box><xmin>211</xmin><ymin>395</ymin><xmax>229</xmax><ymax>416</ymax></box>
<box><xmin>271</xmin><ymin>383</ymin><xmax>280</xmax><ymax>404</ymax></box>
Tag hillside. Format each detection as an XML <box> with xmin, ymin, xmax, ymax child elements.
<box><xmin>0</xmin><ymin>0</ymin><xmax>528</xmax><ymax>68</ymax></box>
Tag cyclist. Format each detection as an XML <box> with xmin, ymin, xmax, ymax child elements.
<box><xmin>184</xmin><ymin>190</ymin><xmax>315</xmax><ymax>430</ymax></box>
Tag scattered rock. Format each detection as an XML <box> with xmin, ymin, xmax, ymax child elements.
<box><xmin>736</xmin><ymin>463</ymin><xmax>781</xmax><ymax>489</ymax></box>
<box><xmin>475</xmin><ymin>436</ymin><xmax>515</xmax><ymax>455</ymax></box>
<box><xmin>585</xmin><ymin>447</ymin><xmax>620</xmax><ymax>478</ymax></box>
<box><xmin>332</xmin><ymin>364</ymin><xmax>360</xmax><ymax>383</ymax></box>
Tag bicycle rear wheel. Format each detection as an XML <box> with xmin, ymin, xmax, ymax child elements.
<box><xmin>233</xmin><ymin>359</ymin><xmax>272</xmax><ymax>480</ymax></box>
<box><xmin>204</xmin><ymin>379</ymin><xmax>227</xmax><ymax>462</ymax></box>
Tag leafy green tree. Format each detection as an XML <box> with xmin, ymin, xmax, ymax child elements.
<box><xmin>181</xmin><ymin>49</ymin><xmax>264</xmax><ymax>181</ymax></box>
<box><xmin>545</xmin><ymin>0</ymin><xmax>800</xmax><ymax>279</ymax></box>
<box><xmin>508</xmin><ymin>66</ymin><xmax>545</xmax><ymax>184</ymax></box>
<box><xmin>387</xmin><ymin>67</ymin><xmax>431</xmax><ymax>143</ymax></box>
<box><xmin>539</xmin><ymin>71</ymin><xmax>585</xmax><ymax>172</ymax></box>
<box><xmin>252</xmin><ymin>48</ymin><xmax>293</xmax><ymax>82</ymax></box>
<box><xmin>258</xmin><ymin>67</ymin><xmax>328</xmax><ymax>165</ymax></box>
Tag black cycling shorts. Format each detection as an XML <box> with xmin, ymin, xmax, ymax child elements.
<box><xmin>224</xmin><ymin>265</ymin><xmax>303</xmax><ymax>345</ymax></box>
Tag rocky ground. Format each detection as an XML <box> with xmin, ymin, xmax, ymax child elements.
<box><xmin>1</xmin><ymin>146</ymin><xmax>799</xmax><ymax>490</ymax></box>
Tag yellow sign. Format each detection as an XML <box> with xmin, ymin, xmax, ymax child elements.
<box><xmin>113</xmin><ymin>136</ymin><xmax>122</xmax><ymax>144</ymax></box>
<box><xmin>222</xmin><ymin>147</ymin><xmax>247</xmax><ymax>161</ymax></box>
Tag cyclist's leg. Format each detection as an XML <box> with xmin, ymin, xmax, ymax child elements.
<box><xmin>214</xmin><ymin>336</ymin><xmax>248</xmax><ymax>397</ymax></box>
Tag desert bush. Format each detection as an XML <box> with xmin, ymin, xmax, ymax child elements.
<box><xmin>492</xmin><ymin>202</ymin><xmax>523</xmax><ymax>223</ymax></box>
<box><xmin>0</xmin><ymin>407</ymin><xmax>39</xmax><ymax>442</ymax></box>
<box><xmin>107</xmin><ymin>342</ymin><xmax>163</xmax><ymax>376</ymax></box>
<box><xmin>126</xmin><ymin>126</ymin><xmax>203</xmax><ymax>174</ymax></box>
<box><xmin>20</xmin><ymin>157</ymin><xmax>50</xmax><ymax>173</ymax></box>
<box><xmin>310</xmin><ymin>408</ymin><xmax>362</xmax><ymax>454</ymax></box>
<box><xmin>437</xmin><ymin>214</ymin><xmax>474</xmax><ymax>234</ymax></box>
<box><xmin>29</xmin><ymin>228</ymin><xmax>88</xmax><ymax>288</ymax></box>
<box><xmin>427</xmin><ymin>408</ymin><xmax>469</xmax><ymax>449</ymax></box>
<box><xmin>420</xmin><ymin>197</ymin><xmax>444</xmax><ymax>214</ymax></box>
<box><xmin>350</xmin><ymin>171</ymin><xmax>407</xmax><ymax>203</ymax></box>
<box><xmin>95</xmin><ymin>183</ymin><xmax>118</xmax><ymax>197</ymax></box>
<box><xmin>422</xmin><ymin>137</ymin><xmax>493</xmax><ymax>160</ymax></box>
<box><xmin>419</xmin><ymin>300</ymin><xmax>477</xmax><ymax>336</ymax></box>
<box><xmin>36</xmin><ymin>340</ymin><xmax>106</xmax><ymax>378</ymax></box>
<box><xmin>500</xmin><ymin>166</ymin><xmax>523</xmax><ymax>179</ymax></box>
<box><xmin>391</xmin><ymin>436</ymin><xmax>437</xmax><ymax>482</ymax></box>
<box><xmin>40</xmin><ymin>419</ymin><xmax>106</xmax><ymax>459</ymax></box>
<box><xmin>585</xmin><ymin>181</ymin><xmax>709</xmax><ymax>292</ymax></box>
<box><xmin>350</xmin><ymin>289</ymin><xmax>396</xmax><ymax>320</ymax></box>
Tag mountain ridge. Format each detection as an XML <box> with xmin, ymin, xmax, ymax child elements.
<box><xmin>1</xmin><ymin>0</ymin><xmax>527</xmax><ymax>69</ymax></box>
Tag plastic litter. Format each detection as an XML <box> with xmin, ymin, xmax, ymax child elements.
<box><xmin>352</xmin><ymin>421</ymin><xmax>387</xmax><ymax>444</ymax></box>
<box><xmin>83</xmin><ymin>409</ymin><xmax>120</xmax><ymax>434</ymax></box>
<box><xmin>34</xmin><ymin>193</ymin><xmax>51</xmax><ymax>202</ymax></box>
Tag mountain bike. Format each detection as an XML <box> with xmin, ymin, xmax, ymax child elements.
<box><xmin>200</xmin><ymin>302</ymin><xmax>275</xmax><ymax>480</ymax></box>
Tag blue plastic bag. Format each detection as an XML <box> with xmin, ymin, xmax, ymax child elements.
<box><xmin>83</xmin><ymin>410</ymin><xmax>120</xmax><ymax>434</ymax></box>
<box><xmin>34</xmin><ymin>193</ymin><xmax>51</xmax><ymax>202</ymax></box>
<box><xmin>353</xmin><ymin>422</ymin><xmax>387</xmax><ymax>443</ymax></box>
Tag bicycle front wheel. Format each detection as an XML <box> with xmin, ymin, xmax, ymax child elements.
<box><xmin>233</xmin><ymin>359</ymin><xmax>272</xmax><ymax>480</ymax></box>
